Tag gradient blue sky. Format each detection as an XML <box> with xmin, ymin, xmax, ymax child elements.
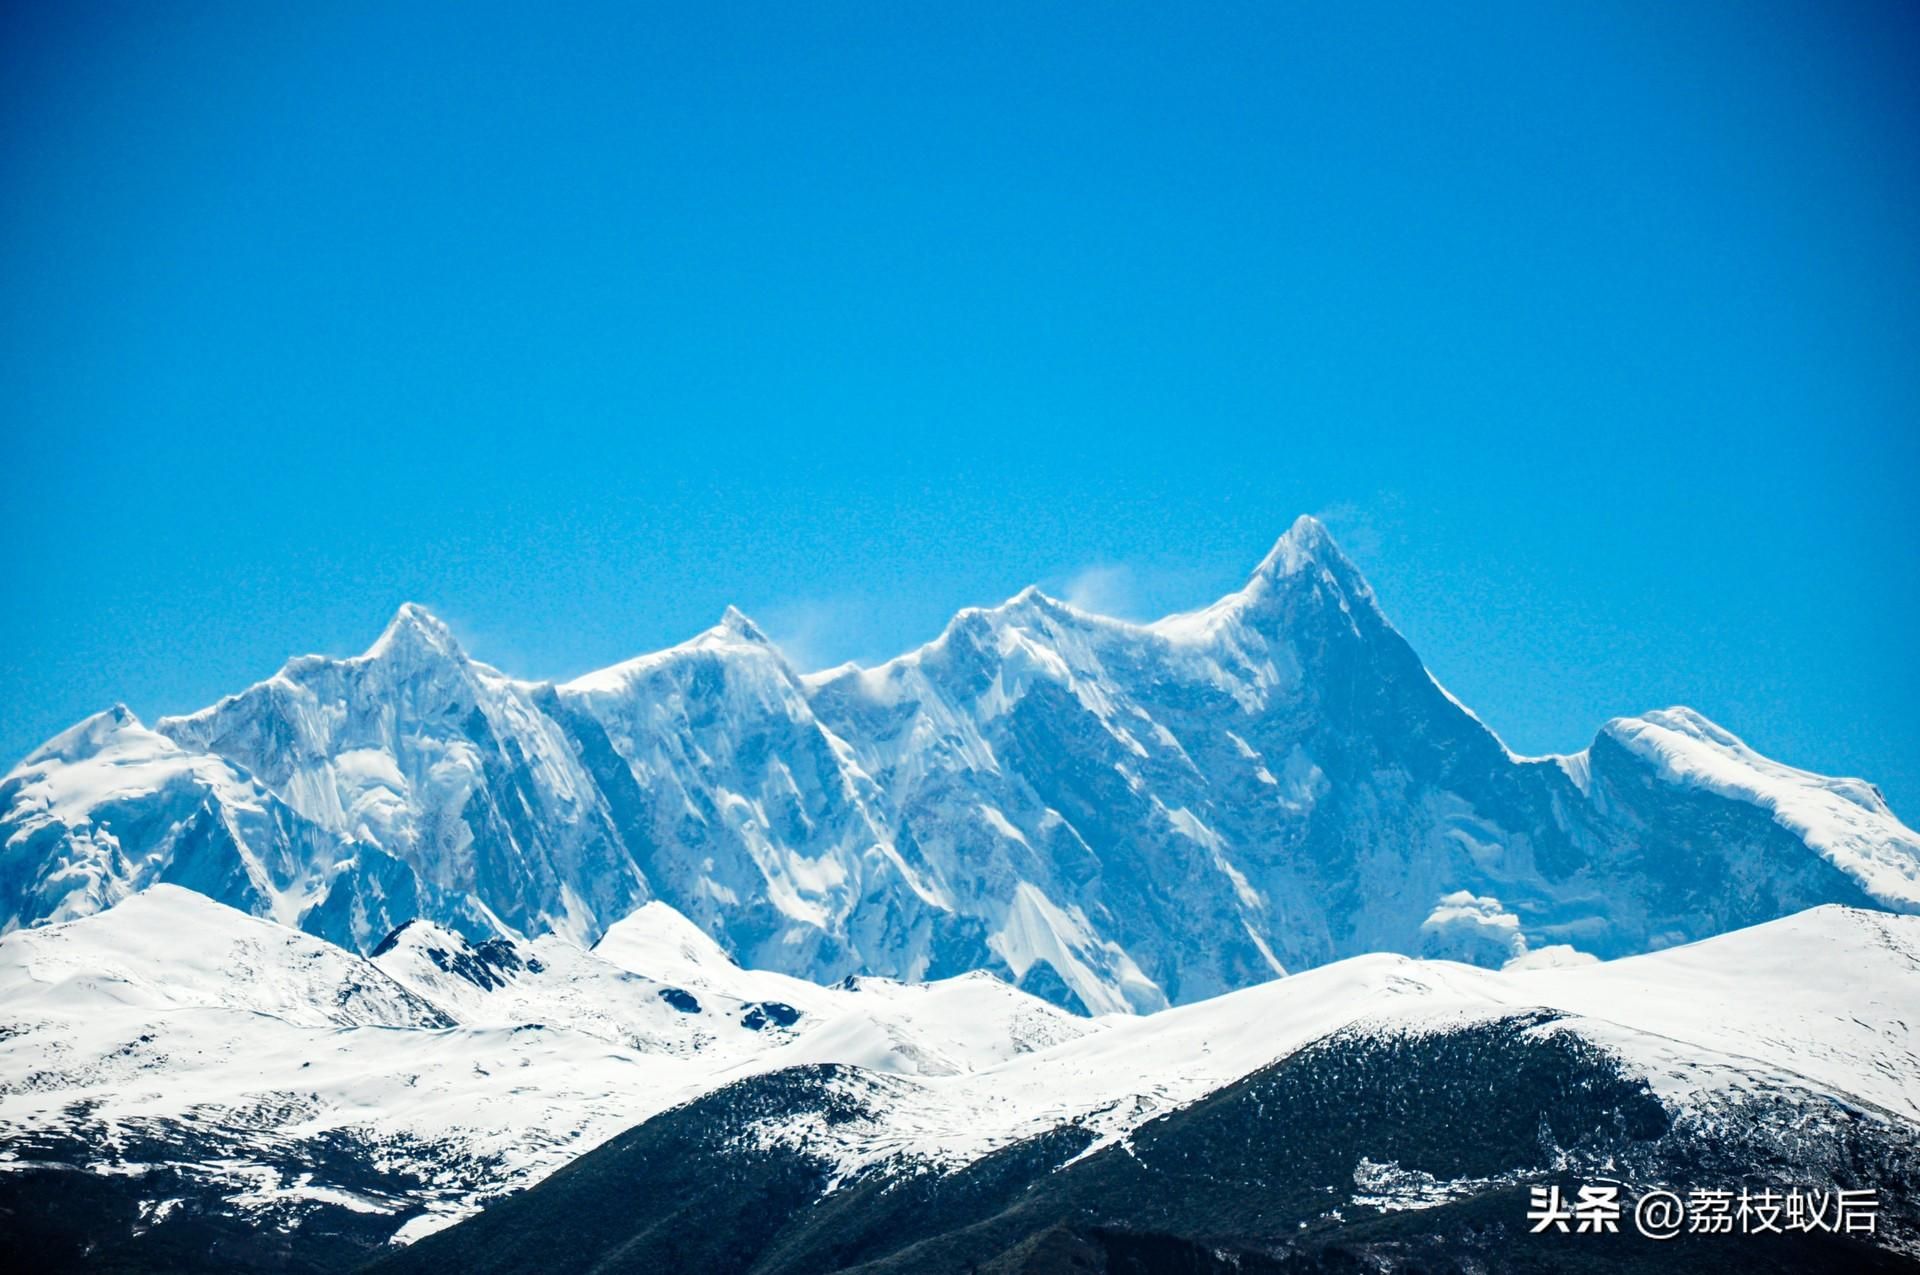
<box><xmin>4</xmin><ymin>3</ymin><xmax>1916</xmax><ymax>814</ymax></box>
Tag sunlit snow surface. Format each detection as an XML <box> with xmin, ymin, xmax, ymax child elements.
<box><xmin>6</xmin><ymin>517</ymin><xmax>1919</xmax><ymax>1020</ymax></box>
<box><xmin>0</xmin><ymin>887</ymin><xmax>1091</xmax><ymax>1237</ymax></box>
<box><xmin>1606</xmin><ymin>707</ymin><xmax>1920</xmax><ymax>907</ymax></box>
<box><xmin>2</xmin><ymin>886</ymin><xmax>1914</xmax><ymax>1244</ymax></box>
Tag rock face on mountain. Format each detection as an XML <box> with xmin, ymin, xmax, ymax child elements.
<box><xmin>5</xmin><ymin>518</ymin><xmax>1917</xmax><ymax>1011</ymax></box>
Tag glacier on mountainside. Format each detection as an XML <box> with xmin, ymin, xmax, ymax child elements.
<box><xmin>4</xmin><ymin>516</ymin><xmax>1917</xmax><ymax>1013</ymax></box>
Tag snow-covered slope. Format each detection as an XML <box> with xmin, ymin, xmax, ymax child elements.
<box><xmin>10</xmin><ymin>891</ymin><xmax>1902</xmax><ymax>1264</ymax></box>
<box><xmin>154</xmin><ymin>604</ymin><xmax>648</xmax><ymax>952</ymax></box>
<box><xmin>0</xmin><ymin>885</ymin><xmax>448</xmax><ymax>1029</ymax></box>
<box><xmin>549</xmin><ymin>611</ymin><xmax>950</xmax><ymax>983</ymax></box>
<box><xmin>5</xmin><ymin>518</ymin><xmax>1916</xmax><ymax>1014</ymax></box>
<box><xmin>780</xmin><ymin>902</ymin><xmax>1920</xmax><ymax>1183</ymax></box>
<box><xmin>802</xmin><ymin>516</ymin><xmax>1919</xmax><ymax>1007</ymax></box>
<box><xmin>377</xmin><ymin>906</ymin><xmax>1920</xmax><ymax>1273</ymax></box>
<box><xmin>1602</xmin><ymin>706</ymin><xmax>1920</xmax><ymax>908</ymax></box>
<box><xmin>0</xmin><ymin>887</ymin><xmax>1091</xmax><ymax>1245</ymax></box>
<box><xmin>0</xmin><ymin>708</ymin><xmax>358</xmax><ymax>933</ymax></box>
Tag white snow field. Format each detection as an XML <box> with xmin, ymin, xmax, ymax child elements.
<box><xmin>2</xmin><ymin>886</ymin><xmax>1913</xmax><ymax>1243</ymax></box>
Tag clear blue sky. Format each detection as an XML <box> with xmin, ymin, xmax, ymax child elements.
<box><xmin>4</xmin><ymin>3</ymin><xmax>1916</xmax><ymax>815</ymax></box>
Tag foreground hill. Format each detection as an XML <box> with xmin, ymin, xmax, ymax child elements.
<box><xmin>0</xmin><ymin>886</ymin><xmax>1087</xmax><ymax>1267</ymax></box>
<box><xmin>2</xmin><ymin>892</ymin><xmax>1913</xmax><ymax>1270</ymax></box>
<box><xmin>372</xmin><ymin>905</ymin><xmax>1920</xmax><ymax>1274</ymax></box>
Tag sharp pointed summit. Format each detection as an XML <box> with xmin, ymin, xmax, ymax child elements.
<box><xmin>714</xmin><ymin>605</ymin><xmax>770</xmax><ymax>645</ymax></box>
<box><xmin>366</xmin><ymin>602</ymin><xmax>463</xmax><ymax>663</ymax></box>
<box><xmin>1148</xmin><ymin>515</ymin><xmax>1375</xmax><ymax>643</ymax></box>
<box><xmin>1249</xmin><ymin>513</ymin><xmax>1357</xmax><ymax>582</ymax></box>
<box><xmin>1003</xmin><ymin>583</ymin><xmax>1074</xmax><ymax>615</ymax></box>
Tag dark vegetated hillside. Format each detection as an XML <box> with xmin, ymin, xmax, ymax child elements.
<box><xmin>0</xmin><ymin>1116</ymin><xmax>449</xmax><ymax>1273</ymax></box>
<box><xmin>369</xmin><ymin>1014</ymin><xmax>1920</xmax><ymax>1274</ymax></box>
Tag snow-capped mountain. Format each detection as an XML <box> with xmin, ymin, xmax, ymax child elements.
<box><xmin>0</xmin><ymin>706</ymin><xmax>357</xmax><ymax>934</ymax></box>
<box><xmin>157</xmin><ymin>602</ymin><xmax>648</xmax><ymax>952</ymax></box>
<box><xmin>9</xmin><ymin>888</ymin><xmax>1911</xmax><ymax>1269</ymax></box>
<box><xmin>5</xmin><ymin>517</ymin><xmax>1917</xmax><ymax>1015</ymax></box>
<box><xmin>547</xmin><ymin>608</ymin><xmax>951</xmax><ymax>988</ymax></box>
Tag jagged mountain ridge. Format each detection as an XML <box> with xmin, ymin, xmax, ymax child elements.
<box><xmin>4</xmin><ymin>516</ymin><xmax>1917</xmax><ymax>1013</ymax></box>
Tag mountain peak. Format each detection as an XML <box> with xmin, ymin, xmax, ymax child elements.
<box><xmin>715</xmin><ymin>606</ymin><xmax>770</xmax><ymax>645</ymax></box>
<box><xmin>1000</xmin><ymin>584</ymin><xmax>1072</xmax><ymax>616</ymax></box>
<box><xmin>1251</xmin><ymin>514</ymin><xmax>1345</xmax><ymax>580</ymax></box>
<box><xmin>18</xmin><ymin>703</ymin><xmax>149</xmax><ymax>769</ymax></box>
<box><xmin>1151</xmin><ymin>515</ymin><xmax>1376</xmax><ymax>643</ymax></box>
<box><xmin>1599</xmin><ymin>705</ymin><xmax>1920</xmax><ymax>908</ymax></box>
<box><xmin>366</xmin><ymin>602</ymin><xmax>463</xmax><ymax>663</ymax></box>
<box><xmin>1247</xmin><ymin>515</ymin><xmax>1379</xmax><ymax>612</ymax></box>
<box><xmin>558</xmin><ymin>607</ymin><xmax>781</xmax><ymax>695</ymax></box>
